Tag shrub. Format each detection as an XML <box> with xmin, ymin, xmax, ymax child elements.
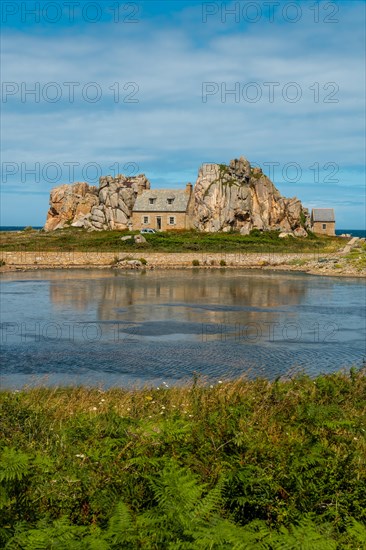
<box><xmin>139</xmin><ymin>258</ymin><xmax>147</xmax><ymax>265</ymax></box>
<box><xmin>192</xmin><ymin>259</ymin><xmax>200</xmax><ymax>266</ymax></box>
<box><xmin>219</xmin><ymin>259</ymin><xmax>226</xmax><ymax>266</ymax></box>
<box><xmin>249</xmin><ymin>228</ymin><xmax>262</xmax><ymax>237</ymax></box>
<box><xmin>0</xmin><ymin>370</ymin><xmax>365</xmax><ymax>548</ymax></box>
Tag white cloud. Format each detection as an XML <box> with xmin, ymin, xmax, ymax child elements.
<box><xmin>1</xmin><ymin>1</ymin><xmax>365</xmax><ymax>226</ymax></box>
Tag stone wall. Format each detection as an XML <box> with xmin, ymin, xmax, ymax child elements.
<box><xmin>312</xmin><ymin>221</ymin><xmax>335</xmax><ymax>236</ymax></box>
<box><xmin>131</xmin><ymin>211</ymin><xmax>191</xmax><ymax>231</ymax></box>
<box><xmin>1</xmin><ymin>250</ymin><xmax>320</xmax><ymax>268</ymax></box>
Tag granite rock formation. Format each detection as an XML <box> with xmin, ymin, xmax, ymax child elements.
<box><xmin>89</xmin><ymin>174</ymin><xmax>150</xmax><ymax>230</ymax></box>
<box><xmin>193</xmin><ymin>157</ymin><xmax>310</xmax><ymax>233</ymax></box>
<box><xmin>44</xmin><ymin>157</ymin><xmax>309</xmax><ymax>234</ymax></box>
<box><xmin>44</xmin><ymin>182</ymin><xmax>98</xmax><ymax>232</ymax></box>
<box><xmin>45</xmin><ymin>175</ymin><xmax>150</xmax><ymax>231</ymax></box>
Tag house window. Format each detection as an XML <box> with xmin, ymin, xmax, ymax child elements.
<box><xmin>169</xmin><ymin>216</ymin><xmax>175</xmax><ymax>225</ymax></box>
<box><xmin>143</xmin><ymin>216</ymin><xmax>149</xmax><ymax>224</ymax></box>
<box><xmin>167</xmin><ymin>198</ymin><xmax>174</xmax><ymax>205</ymax></box>
<box><xmin>149</xmin><ymin>198</ymin><xmax>156</xmax><ymax>205</ymax></box>
<box><xmin>322</xmin><ymin>224</ymin><xmax>327</xmax><ymax>230</ymax></box>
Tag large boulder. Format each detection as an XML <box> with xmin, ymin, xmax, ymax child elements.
<box><xmin>90</xmin><ymin>174</ymin><xmax>150</xmax><ymax>230</ymax></box>
<box><xmin>44</xmin><ymin>174</ymin><xmax>150</xmax><ymax>231</ymax></box>
<box><xmin>44</xmin><ymin>182</ymin><xmax>98</xmax><ymax>231</ymax></box>
<box><xmin>193</xmin><ymin>157</ymin><xmax>310</xmax><ymax>233</ymax></box>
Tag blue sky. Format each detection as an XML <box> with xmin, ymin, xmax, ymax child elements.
<box><xmin>1</xmin><ymin>0</ymin><xmax>365</xmax><ymax>228</ymax></box>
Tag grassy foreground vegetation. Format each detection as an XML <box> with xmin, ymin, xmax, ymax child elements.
<box><xmin>0</xmin><ymin>227</ymin><xmax>345</xmax><ymax>254</ymax></box>
<box><xmin>1</xmin><ymin>369</ymin><xmax>365</xmax><ymax>548</ymax></box>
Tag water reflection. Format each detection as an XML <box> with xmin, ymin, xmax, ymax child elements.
<box><xmin>49</xmin><ymin>270</ymin><xmax>310</xmax><ymax>321</ymax></box>
<box><xmin>1</xmin><ymin>269</ymin><xmax>365</xmax><ymax>388</ymax></box>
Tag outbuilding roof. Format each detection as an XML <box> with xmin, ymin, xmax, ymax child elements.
<box><xmin>133</xmin><ymin>189</ymin><xmax>191</xmax><ymax>212</ymax></box>
<box><xmin>311</xmin><ymin>208</ymin><xmax>335</xmax><ymax>222</ymax></box>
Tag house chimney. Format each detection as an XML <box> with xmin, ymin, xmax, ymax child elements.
<box><xmin>186</xmin><ymin>182</ymin><xmax>193</xmax><ymax>194</ymax></box>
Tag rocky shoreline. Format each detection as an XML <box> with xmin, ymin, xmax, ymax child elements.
<box><xmin>1</xmin><ymin>249</ymin><xmax>364</xmax><ymax>278</ymax></box>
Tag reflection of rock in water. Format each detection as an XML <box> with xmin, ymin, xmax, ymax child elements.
<box><xmin>49</xmin><ymin>271</ymin><xmax>310</xmax><ymax>325</ymax></box>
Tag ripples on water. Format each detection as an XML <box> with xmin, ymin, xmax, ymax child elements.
<box><xmin>0</xmin><ymin>269</ymin><xmax>365</xmax><ymax>388</ymax></box>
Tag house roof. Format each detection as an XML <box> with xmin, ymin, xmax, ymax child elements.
<box><xmin>311</xmin><ymin>208</ymin><xmax>335</xmax><ymax>222</ymax></box>
<box><xmin>133</xmin><ymin>189</ymin><xmax>191</xmax><ymax>212</ymax></box>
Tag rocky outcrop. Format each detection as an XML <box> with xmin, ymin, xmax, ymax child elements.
<box><xmin>45</xmin><ymin>175</ymin><xmax>150</xmax><ymax>231</ymax></box>
<box><xmin>193</xmin><ymin>157</ymin><xmax>310</xmax><ymax>233</ymax></box>
<box><xmin>89</xmin><ymin>174</ymin><xmax>150</xmax><ymax>230</ymax></box>
<box><xmin>44</xmin><ymin>157</ymin><xmax>309</xmax><ymax>234</ymax></box>
<box><xmin>44</xmin><ymin>182</ymin><xmax>98</xmax><ymax>231</ymax></box>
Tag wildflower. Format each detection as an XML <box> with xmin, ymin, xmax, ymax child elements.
<box><xmin>100</xmin><ymin>398</ymin><xmax>105</xmax><ymax>402</ymax></box>
<box><xmin>146</xmin><ymin>396</ymin><xmax>153</xmax><ymax>401</ymax></box>
<box><xmin>210</xmin><ymin>385</ymin><xmax>214</xmax><ymax>389</ymax></box>
<box><xmin>189</xmin><ymin>415</ymin><xmax>193</xmax><ymax>418</ymax></box>
<box><xmin>127</xmin><ymin>408</ymin><xmax>131</xmax><ymax>411</ymax></box>
<box><xmin>161</xmin><ymin>406</ymin><xmax>166</xmax><ymax>410</ymax></box>
<box><xmin>91</xmin><ymin>407</ymin><xmax>97</xmax><ymax>411</ymax></box>
<box><xmin>75</xmin><ymin>454</ymin><xmax>85</xmax><ymax>459</ymax></box>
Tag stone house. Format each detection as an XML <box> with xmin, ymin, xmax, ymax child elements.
<box><xmin>131</xmin><ymin>183</ymin><xmax>194</xmax><ymax>231</ymax></box>
<box><xmin>311</xmin><ymin>208</ymin><xmax>335</xmax><ymax>236</ymax></box>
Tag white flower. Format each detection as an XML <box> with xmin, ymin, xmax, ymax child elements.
<box><xmin>218</xmin><ymin>380</ymin><xmax>223</xmax><ymax>384</ymax></box>
<box><xmin>91</xmin><ymin>407</ymin><xmax>97</xmax><ymax>411</ymax></box>
<box><xmin>75</xmin><ymin>454</ymin><xmax>85</xmax><ymax>459</ymax></box>
<box><xmin>161</xmin><ymin>406</ymin><xmax>166</xmax><ymax>410</ymax></box>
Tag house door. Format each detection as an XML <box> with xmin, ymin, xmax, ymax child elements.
<box><xmin>156</xmin><ymin>217</ymin><xmax>162</xmax><ymax>230</ymax></box>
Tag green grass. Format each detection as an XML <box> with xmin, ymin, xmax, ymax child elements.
<box><xmin>0</xmin><ymin>227</ymin><xmax>345</xmax><ymax>254</ymax></box>
<box><xmin>0</xmin><ymin>369</ymin><xmax>365</xmax><ymax>548</ymax></box>
<box><xmin>345</xmin><ymin>243</ymin><xmax>366</xmax><ymax>270</ymax></box>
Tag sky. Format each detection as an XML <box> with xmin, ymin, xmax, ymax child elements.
<box><xmin>1</xmin><ymin>0</ymin><xmax>365</xmax><ymax>228</ymax></box>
